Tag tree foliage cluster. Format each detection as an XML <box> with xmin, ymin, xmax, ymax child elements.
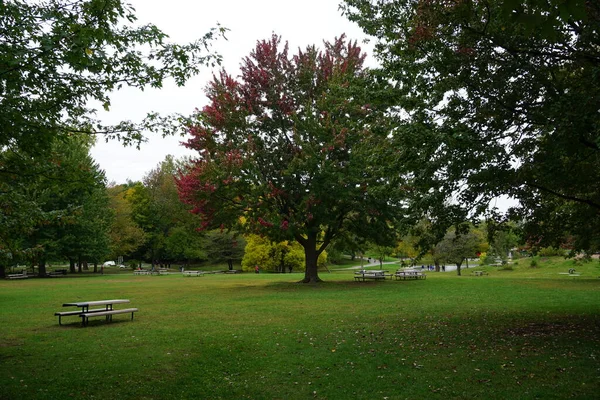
<box><xmin>341</xmin><ymin>0</ymin><xmax>600</xmax><ymax>254</ymax></box>
<box><xmin>0</xmin><ymin>0</ymin><xmax>224</xmax><ymax>276</ymax></box>
<box><xmin>178</xmin><ymin>35</ymin><xmax>412</xmax><ymax>283</ymax></box>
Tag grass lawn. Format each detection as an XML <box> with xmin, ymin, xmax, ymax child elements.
<box><xmin>1</xmin><ymin>258</ymin><xmax>599</xmax><ymax>399</ymax></box>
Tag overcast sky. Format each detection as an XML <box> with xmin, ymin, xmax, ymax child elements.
<box><xmin>90</xmin><ymin>0</ymin><xmax>373</xmax><ymax>184</ymax></box>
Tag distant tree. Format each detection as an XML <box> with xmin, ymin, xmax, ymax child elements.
<box><xmin>178</xmin><ymin>35</ymin><xmax>409</xmax><ymax>283</ymax></box>
<box><xmin>343</xmin><ymin>0</ymin><xmax>600</xmax><ymax>252</ymax></box>
<box><xmin>107</xmin><ymin>184</ymin><xmax>146</xmax><ymax>260</ymax></box>
<box><xmin>203</xmin><ymin>230</ymin><xmax>245</xmax><ymax>271</ymax></box>
<box><xmin>1</xmin><ymin>134</ymin><xmax>110</xmax><ymax>276</ymax></box>
<box><xmin>369</xmin><ymin>243</ymin><xmax>395</xmax><ymax>268</ymax></box>
<box><xmin>486</xmin><ymin>221</ymin><xmax>521</xmax><ymax>262</ymax></box>
<box><xmin>435</xmin><ymin>228</ymin><xmax>488</xmax><ymax>276</ymax></box>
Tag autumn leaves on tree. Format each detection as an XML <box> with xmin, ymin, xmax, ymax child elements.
<box><xmin>177</xmin><ymin>35</ymin><xmax>409</xmax><ymax>283</ymax></box>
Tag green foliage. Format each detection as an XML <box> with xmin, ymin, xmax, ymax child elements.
<box><xmin>478</xmin><ymin>252</ymin><xmax>497</xmax><ymax>266</ymax></box>
<box><xmin>202</xmin><ymin>230</ymin><xmax>245</xmax><ymax>270</ymax></box>
<box><xmin>343</xmin><ymin>0</ymin><xmax>600</xmax><ymax>253</ymax></box>
<box><xmin>107</xmin><ymin>184</ymin><xmax>146</xmax><ymax>258</ymax></box>
<box><xmin>0</xmin><ymin>133</ymin><xmax>111</xmax><ymax>275</ymax></box>
<box><xmin>435</xmin><ymin>227</ymin><xmax>488</xmax><ymax>275</ymax></box>
<box><xmin>530</xmin><ymin>257</ymin><xmax>539</xmax><ymax>268</ymax></box>
<box><xmin>538</xmin><ymin>247</ymin><xmax>565</xmax><ymax>257</ymax></box>
<box><xmin>1</xmin><ymin>0</ymin><xmax>223</xmax><ymax>273</ymax></box>
<box><xmin>129</xmin><ymin>156</ymin><xmax>205</xmax><ymax>265</ymax></box>
<box><xmin>0</xmin><ymin>0</ymin><xmax>224</xmax><ymax>153</ymax></box>
<box><xmin>242</xmin><ymin>235</ymin><xmax>307</xmax><ymax>273</ymax></box>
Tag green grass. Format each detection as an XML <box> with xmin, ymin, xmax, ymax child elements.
<box><xmin>1</xmin><ymin>257</ymin><xmax>599</xmax><ymax>399</ymax></box>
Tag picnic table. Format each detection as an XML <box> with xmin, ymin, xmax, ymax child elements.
<box><xmin>354</xmin><ymin>270</ymin><xmax>391</xmax><ymax>281</ymax></box>
<box><xmin>472</xmin><ymin>271</ymin><xmax>488</xmax><ymax>276</ymax></box>
<box><xmin>393</xmin><ymin>270</ymin><xmax>426</xmax><ymax>280</ymax></box>
<box><xmin>134</xmin><ymin>270</ymin><xmax>151</xmax><ymax>275</ymax></box>
<box><xmin>6</xmin><ymin>271</ymin><xmax>28</xmax><ymax>280</ymax></box>
<box><xmin>183</xmin><ymin>270</ymin><xmax>204</xmax><ymax>277</ymax></box>
<box><xmin>56</xmin><ymin>299</ymin><xmax>138</xmax><ymax>326</ymax></box>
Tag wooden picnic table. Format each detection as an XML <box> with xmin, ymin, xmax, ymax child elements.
<box><xmin>57</xmin><ymin>299</ymin><xmax>137</xmax><ymax>326</ymax></box>
<box><xmin>62</xmin><ymin>299</ymin><xmax>130</xmax><ymax>312</ymax></box>
<box><xmin>354</xmin><ymin>270</ymin><xmax>391</xmax><ymax>281</ymax></box>
<box><xmin>393</xmin><ymin>270</ymin><xmax>426</xmax><ymax>280</ymax></box>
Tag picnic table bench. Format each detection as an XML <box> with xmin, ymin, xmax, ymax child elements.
<box><xmin>472</xmin><ymin>271</ymin><xmax>488</xmax><ymax>276</ymax></box>
<box><xmin>56</xmin><ymin>299</ymin><xmax>137</xmax><ymax>326</ymax></box>
<box><xmin>6</xmin><ymin>271</ymin><xmax>28</xmax><ymax>280</ymax></box>
<box><xmin>134</xmin><ymin>270</ymin><xmax>151</xmax><ymax>275</ymax></box>
<box><xmin>183</xmin><ymin>270</ymin><xmax>204</xmax><ymax>277</ymax></box>
<box><xmin>393</xmin><ymin>270</ymin><xmax>426</xmax><ymax>280</ymax></box>
<box><xmin>354</xmin><ymin>270</ymin><xmax>391</xmax><ymax>281</ymax></box>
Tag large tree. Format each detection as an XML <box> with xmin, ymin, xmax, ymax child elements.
<box><xmin>1</xmin><ymin>0</ymin><xmax>223</xmax><ymax>270</ymax></box>
<box><xmin>343</xmin><ymin>0</ymin><xmax>600</xmax><ymax>252</ymax></box>
<box><xmin>1</xmin><ymin>134</ymin><xmax>110</xmax><ymax>276</ymax></box>
<box><xmin>178</xmin><ymin>35</ymin><xmax>410</xmax><ymax>283</ymax></box>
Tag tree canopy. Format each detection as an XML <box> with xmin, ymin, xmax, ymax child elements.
<box><xmin>343</xmin><ymin>0</ymin><xmax>600</xmax><ymax>252</ymax></box>
<box><xmin>0</xmin><ymin>0</ymin><xmax>223</xmax><ymax>273</ymax></box>
<box><xmin>0</xmin><ymin>0</ymin><xmax>224</xmax><ymax>152</ymax></box>
<box><xmin>178</xmin><ymin>35</ymin><xmax>411</xmax><ymax>283</ymax></box>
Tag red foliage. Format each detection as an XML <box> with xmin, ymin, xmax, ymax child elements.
<box><xmin>177</xmin><ymin>33</ymin><xmax>371</xmax><ymax>237</ymax></box>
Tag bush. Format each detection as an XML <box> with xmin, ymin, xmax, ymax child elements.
<box><xmin>530</xmin><ymin>257</ymin><xmax>539</xmax><ymax>268</ymax></box>
<box><xmin>500</xmin><ymin>264</ymin><xmax>514</xmax><ymax>271</ymax></box>
<box><xmin>538</xmin><ymin>247</ymin><xmax>565</xmax><ymax>257</ymax></box>
<box><xmin>479</xmin><ymin>252</ymin><xmax>497</xmax><ymax>265</ymax></box>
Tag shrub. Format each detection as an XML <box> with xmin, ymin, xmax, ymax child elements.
<box><xmin>530</xmin><ymin>257</ymin><xmax>539</xmax><ymax>268</ymax></box>
<box><xmin>538</xmin><ymin>247</ymin><xmax>565</xmax><ymax>257</ymax></box>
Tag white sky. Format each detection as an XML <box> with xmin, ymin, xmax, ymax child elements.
<box><xmin>90</xmin><ymin>0</ymin><xmax>373</xmax><ymax>184</ymax></box>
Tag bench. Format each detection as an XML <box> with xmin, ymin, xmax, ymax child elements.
<box><xmin>393</xmin><ymin>270</ymin><xmax>426</xmax><ymax>280</ymax></box>
<box><xmin>354</xmin><ymin>271</ymin><xmax>388</xmax><ymax>282</ymax></box>
<box><xmin>134</xmin><ymin>270</ymin><xmax>151</xmax><ymax>275</ymax></box>
<box><xmin>7</xmin><ymin>272</ymin><xmax>28</xmax><ymax>280</ymax></box>
<box><xmin>48</xmin><ymin>271</ymin><xmax>66</xmax><ymax>277</ymax></box>
<box><xmin>472</xmin><ymin>271</ymin><xmax>488</xmax><ymax>276</ymax></box>
<box><xmin>183</xmin><ymin>270</ymin><xmax>204</xmax><ymax>277</ymax></box>
<box><xmin>54</xmin><ymin>308</ymin><xmax>108</xmax><ymax>326</ymax></box>
<box><xmin>80</xmin><ymin>308</ymin><xmax>138</xmax><ymax>326</ymax></box>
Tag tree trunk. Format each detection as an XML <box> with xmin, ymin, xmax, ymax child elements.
<box><xmin>228</xmin><ymin>259</ymin><xmax>233</xmax><ymax>270</ymax></box>
<box><xmin>39</xmin><ymin>259</ymin><xmax>47</xmax><ymax>277</ymax></box>
<box><xmin>93</xmin><ymin>262</ymin><xmax>98</xmax><ymax>273</ymax></box>
<box><xmin>456</xmin><ymin>260</ymin><xmax>463</xmax><ymax>276</ymax></box>
<box><xmin>0</xmin><ymin>265</ymin><xmax>6</xmax><ymax>279</ymax></box>
<box><xmin>300</xmin><ymin>232</ymin><xmax>322</xmax><ymax>283</ymax></box>
<box><xmin>435</xmin><ymin>261</ymin><xmax>440</xmax><ymax>272</ymax></box>
<box><xmin>69</xmin><ymin>258</ymin><xmax>75</xmax><ymax>274</ymax></box>
<box><xmin>77</xmin><ymin>256</ymin><xmax>82</xmax><ymax>273</ymax></box>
